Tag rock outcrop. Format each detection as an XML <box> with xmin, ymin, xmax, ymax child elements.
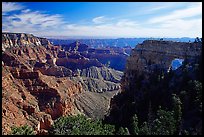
<box><xmin>126</xmin><ymin>40</ymin><xmax>201</xmax><ymax>72</ymax></box>
<box><xmin>79</xmin><ymin>66</ymin><xmax>123</xmax><ymax>83</ymax></box>
<box><xmin>86</xmin><ymin>53</ymin><xmax>128</xmax><ymax>71</ymax></box>
<box><xmin>60</xmin><ymin>41</ymin><xmax>130</xmax><ymax>71</ymax></box>
<box><xmin>2</xmin><ymin>33</ymin><xmax>52</xmax><ymax>51</ymax></box>
<box><xmin>70</xmin><ymin>76</ymin><xmax>120</xmax><ymax>93</ymax></box>
<box><xmin>61</xmin><ymin>41</ymin><xmax>89</xmax><ymax>52</ymax></box>
<box><xmin>73</xmin><ymin>90</ymin><xmax>119</xmax><ymax>120</ymax></box>
<box><xmin>2</xmin><ymin>33</ymin><xmax>83</xmax><ymax>135</ymax></box>
<box><xmin>122</xmin><ymin>40</ymin><xmax>202</xmax><ymax>92</ymax></box>
<box><xmin>56</xmin><ymin>56</ymin><xmax>103</xmax><ymax>71</ymax></box>
<box><xmin>106</xmin><ymin>40</ymin><xmax>202</xmax><ymax>129</ymax></box>
<box><xmin>69</xmin><ymin>66</ymin><xmax>122</xmax><ymax>93</ymax></box>
<box><xmin>2</xmin><ymin>65</ymin><xmax>82</xmax><ymax>135</ymax></box>
<box><xmin>2</xmin><ymin>32</ymin><xmax>123</xmax><ymax>135</ymax></box>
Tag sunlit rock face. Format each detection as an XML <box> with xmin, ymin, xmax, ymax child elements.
<box><xmin>2</xmin><ymin>33</ymin><xmax>83</xmax><ymax>135</ymax></box>
<box><xmin>2</xmin><ymin>65</ymin><xmax>83</xmax><ymax>135</ymax></box>
<box><xmin>2</xmin><ymin>32</ymin><xmax>123</xmax><ymax>135</ymax></box>
<box><xmin>2</xmin><ymin>33</ymin><xmax>52</xmax><ymax>51</ymax></box>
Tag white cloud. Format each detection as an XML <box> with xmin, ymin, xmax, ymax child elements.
<box><xmin>160</xmin><ymin>18</ymin><xmax>202</xmax><ymax>31</ymax></box>
<box><xmin>116</xmin><ymin>19</ymin><xmax>138</xmax><ymax>27</ymax></box>
<box><xmin>2</xmin><ymin>2</ymin><xmax>66</xmax><ymax>34</ymax></box>
<box><xmin>149</xmin><ymin>5</ymin><xmax>170</xmax><ymax>11</ymax></box>
<box><xmin>145</xmin><ymin>3</ymin><xmax>175</xmax><ymax>13</ymax></box>
<box><xmin>4</xmin><ymin>16</ymin><xmax>201</xmax><ymax>38</ymax></box>
<box><xmin>13</xmin><ymin>11</ymin><xmax>64</xmax><ymax>27</ymax></box>
<box><xmin>21</xmin><ymin>9</ymin><xmax>31</xmax><ymax>13</ymax></box>
<box><xmin>92</xmin><ymin>16</ymin><xmax>113</xmax><ymax>24</ymax></box>
<box><xmin>2</xmin><ymin>2</ymin><xmax>24</xmax><ymax>14</ymax></box>
<box><xmin>140</xmin><ymin>2</ymin><xmax>202</xmax><ymax>38</ymax></box>
<box><xmin>3</xmin><ymin>9</ymin><xmax>66</xmax><ymax>34</ymax></box>
<box><xmin>92</xmin><ymin>16</ymin><xmax>105</xmax><ymax>24</ymax></box>
<box><xmin>149</xmin><ymin>3</ymin><xmax>202</xmax><ymax>24</ymax></box>
<box><xmin>2</xmin><ymin>2</ymin><xmax>202</xmax><ymax>38</ymax></box>
<box><xmin>51</xmin><ymin>15</ymin><xmax>201</xmax><ymax>38</ymax></box>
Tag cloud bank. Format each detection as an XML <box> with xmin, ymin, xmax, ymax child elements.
<box><xmin>2</xmin><ymin>2</ymin><xmax>202</xmax><ymax>38</ymax></box>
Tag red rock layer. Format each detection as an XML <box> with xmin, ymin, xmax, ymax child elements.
<box><xmin>2</xmin><ymin>33</ymin><xmax>83</xmax><ymax>135</ymax></box>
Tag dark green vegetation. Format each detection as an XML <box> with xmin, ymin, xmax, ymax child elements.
<box><xmin>48</xmin><ymin>114</ymin><xmax>115</xmax><ymax>135</ymax></box>
<box><xmin>10</xmin><ymin>125</ymin><xmax>35</xmax><ymax>135</ymax></box>
<box><xmin>105</xmin><ymin>53</ymin><xmax>202</xmax><ymax>135</ymax></box>
<box><xmin>49</xmin><ymin>114</ymin><xmax>131</xmax><ymax>135</ymax></box>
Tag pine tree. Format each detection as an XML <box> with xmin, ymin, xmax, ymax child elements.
<box><xmin>130</xmin><ymin>114</ymin><xmax>139</xmax><ymax>135</ymax></box>
<box><xmin>172</xmin><ymin>94</ymin><xmax>182</xmax><ymax>134</ymax></box>
<box><xmin>151</xmin><ymin>106</ymin><xmax>176</xmax><ymax>135</ymax></box>
<box><xmin>139</xmin><ymin>122</ymin><xmax>150</xmax><ymax>135</ymax></box>
<box><xmin>147</xmin><ymin>101</ymin><xmax>154</xmax><ymax>134</ymax></box>
<box><xmin>116</xmin><ymin>127</ymin><xmax>130</xmax><ymax>135</ymax></box>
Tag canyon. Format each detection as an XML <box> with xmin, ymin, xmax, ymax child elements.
<box><xmin>2</xmin><ymin>32</ymin><xmax>202</xmax><ymax>135</ymax></box>
<box><xmin>2</xmin><ymin>33</ymin><xmax>123</xmax><ymax>135</ymax></box>
<box><xmin>48</xmin><ymin>37</ymin><xmax>195</xmax><ymax>48</ymax></box>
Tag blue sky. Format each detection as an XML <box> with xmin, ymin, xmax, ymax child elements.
<box><xmin>2</xmin><ymin>2</ymin><xmax>202</xmax><ymax>38</ymax></box>
<box><xmin>171</xmin><ymin>58</ymin><xmax>184</xmax><ymax>70</ymax></box>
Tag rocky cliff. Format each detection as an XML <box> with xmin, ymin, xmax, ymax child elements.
<box><xmin>2</xmin><ymin>32</ymin><xmax>123</xmax><ymax>135</ymax></box>
<box><xmin>2</xmin><ymin>33</ymin><xmax>52</xmax><ymax>51</ymax></box>
<box><xmin>61</xmin><ymin>41</ymin><xmax>89</xmax><ymax>52</ymax></box>
<box><xmin>106</xmin><ymin>40</ymin><xmax>202</xmax><ymax>134</ymax></box>
<box><xmin>61</xmin><ymin>42</ymin><xmax>130</xmax><ymax>71</ymax></box>
<box><xmin>122</xmin><ymin>40</ymin><xmax>202</xmax><ymax>92</ymax></box>
<box><xmin>2</xmin><ymin>65</ymin><xmax>82</xmax><ymax>135</ymax></box>
<box><xmin>126</xmin><ymin>40</ymin><xmax>201</xmax><ymax>72</ymax></box>
<box><xmin>70</xmin><ymin>66</ymin><xmax>123</xmax><ymax>118</ymax></box>
<box><xmin>2</xmin><ymin>33</ymin><xmax>82</xmax><ymax>134</ymax></box>
<box><xmin>79</xmin><ymin>66</ymin><xmax>123</xmax><ymax>83</ymax></box>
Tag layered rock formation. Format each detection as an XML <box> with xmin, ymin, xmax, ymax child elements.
<box><xmin>79</xmin><ymin>66</ymin><xmax>123</xmax><ymax>83</ymax></box>
<box><xmin>69</xmin><ymin>66</ymin><xmax>122</xmax><ymax>93</ymax></box>
<box><xmin>2</xmin><ymin>33</ymin><xmax>82</xmax><ymax>134</ymax></box>
<box><xmin>2</xmin><ymin>33</ymin><xmax>51</xmax><ymax>51</ymax></box>
<box><xmin>74</xmin><ymin>89</ymin><xmax>119</xmax><ymax>120</ymax></box>
<box><xmin>86</xmin><ymin>52</ymin><xmax>128</xmax><ymax>71</ymax></box>
<box><xmin>126</xmin><ymin>40</ymin><xmax>201</xmax><ymax>73</ymax></box>
<box><xmin>61</xmin><ymin>41</ymin><xmax>130</xmax><ymax>71</ymax></box>
<box><xmin>61</xmin><ymin>41</ymin><xmax>89</xmax><ymax>52</ymax></box>
<box><xmin>2</xmin><ymin>66</ymin><xmax>82</xmax><ymax>135</ymax></box>
<box><xmin>2</xmin><ymin>32</ymin><xmax>123</xmax><ymax>135</ymax></box>
<box><xmin>123</xmin><ymin>40</ymin><xmax>202</xmax><ymax>92</ymax></box>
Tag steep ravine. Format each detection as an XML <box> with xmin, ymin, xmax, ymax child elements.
<box><xmin>2</xmin><ymin>32</ymin><xmax>123</xmax><ymax>135</ymax></box>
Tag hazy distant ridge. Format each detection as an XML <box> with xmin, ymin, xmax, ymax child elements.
<box><xmin>48</xmin><ymin>37</ymin><xmax>196</xmax><ymax>48</ymax></box>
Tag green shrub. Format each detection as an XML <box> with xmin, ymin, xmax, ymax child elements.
<box><xmin>10</xmin><ymin>125</ymin><xmax>35</xmax><ymax>135</ymax></box>
<box><xmin>49</xmin><ymin>114</ymin><xmax>115</xmax><ymax>135</ymax></box>
<box><xmin>116</xmin><ymin>127</ymin><xmax>129</xmax><ymax>135</ymax></box>
<box><xmin>130</xmin><ymin>114</ymin><xmax>139</xmax><ymax>135</ymax></box>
